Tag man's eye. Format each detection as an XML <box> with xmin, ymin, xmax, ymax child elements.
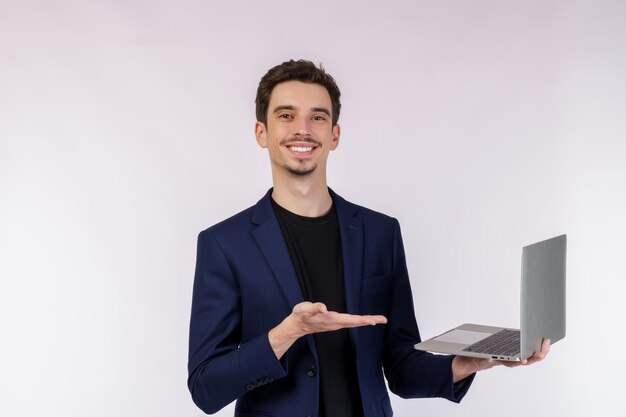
<box><xmin>313</xmin><ymin>115</ymin><xmax>326</xmax><ymax>121</ymax></box>
<box><xmin>279</xmin><ymin>114</ymin><xmax>293</xmax><ymax>119</ymax></box>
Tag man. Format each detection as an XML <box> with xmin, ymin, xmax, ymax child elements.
<box><xmin>187</xmin><ymin>60</ymin><xmax>549</xmax><ymax>417</ymax></box>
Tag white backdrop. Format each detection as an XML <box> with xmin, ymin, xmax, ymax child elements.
<box><xmin>1</xmin><ymin>0</ymin><xmax>625</xmax><ymax>416</ymax></box>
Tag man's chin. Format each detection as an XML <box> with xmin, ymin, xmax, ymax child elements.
<box><xmin>287</xmin><ymin>164</ymin><xmax>317</xmax><ymax>177</ymax></box>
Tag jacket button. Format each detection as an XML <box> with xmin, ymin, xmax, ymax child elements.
<box><xmin>246</xmin><ymin>384</ymin><xmax>254</xmax><ymax>391</ymax></box>
<box><xmin>306</xmin><ymin>365</ymin><xmax>317</xmax><ymax>377</ymax></box>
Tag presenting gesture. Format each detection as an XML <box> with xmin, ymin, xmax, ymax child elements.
<box><xmin>269</xmin><ymin>301</ymin><xmax>387</xmax><ymax>359</ymax></box>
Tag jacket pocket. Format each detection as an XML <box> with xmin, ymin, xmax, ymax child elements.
<box><xmin>361</xmin><ymin>273</ymin><xmax>392</xmax><ymax>293</ymax></box>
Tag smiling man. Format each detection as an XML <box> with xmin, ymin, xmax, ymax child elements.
<box><xmin>258</xmin><ymin>80</ymin><xmax>337</xmax><ymax>177</ymax></box>
<box><xmin>187</xmin><ymin>60</ymin><xmax>549</xmax><ymax>417</ymax></box>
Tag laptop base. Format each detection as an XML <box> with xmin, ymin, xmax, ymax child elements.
<box><xmin>414</xmin><ymin>323</ymin><xmax>522</xmax><ymax>361</ymax></box>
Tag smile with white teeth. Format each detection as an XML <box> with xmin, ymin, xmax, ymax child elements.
<box><xmin>289</xmin><ymin>146</ymin><xmax>313</xmax><ymax>152</ymax></box>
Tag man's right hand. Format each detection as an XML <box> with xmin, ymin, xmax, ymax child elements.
<box><xmin>268</xmin><ymin>302</ymin><xmax>387</xmax><ymax>359</ymax></box>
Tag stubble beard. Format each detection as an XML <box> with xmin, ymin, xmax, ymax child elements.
<box><xmin>286</xmin><ymin>162</ymin><xmax>317</xmax><ymax>177</ymax></box>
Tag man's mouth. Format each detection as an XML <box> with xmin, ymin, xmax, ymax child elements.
<box><xmin>283</xmin><ymin>139</ymin><xmax>319</xmax><ymax>154</ymax></box>
<box><xmin>288</xmin><ymin>145</ymin><xmax>314</xmax><ymax>153</ymax></box>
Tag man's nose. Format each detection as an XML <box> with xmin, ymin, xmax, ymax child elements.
<box><xmin>292</xmin><ymin>118</ymin><xmax>311</xmax><ymax>136</ymax></box>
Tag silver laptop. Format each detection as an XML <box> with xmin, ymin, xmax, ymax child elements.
<box><xmin>414</xmin><ymin>234</ymin><xmax>566</xmax><ymax>361</ymax></box>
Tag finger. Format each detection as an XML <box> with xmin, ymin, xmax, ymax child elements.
<box><xmin>532</xmin><ymin>339</ymin><xmax>551</xmax><ymax>360</ymax></box>
<box><xmin>356</xmin><ymin>314</ymin><xmax>387</xmax><ymax>326</ymax></box>
<box><xmin>501</xmin><ymin>360</ymin><xmax>524</xmax><ymax>368</ymax></box>
<box><xmin>524</xmin><ymin>356</ymin><xmax>542</xmax><ymax>366</ymax></box>
<box><xmin>315</xmin><ymin>303</ymin><xmax>329</xmax><ymax>315</ymax></box>
<box><xmin>324</xmin><ymin>312</ymin><xmax>374</xmax><ymax>326</ymax></box>
<box><xmin>522</xmin><ymin>340</ymin><xmax>552</xmax><ymax>365</ymax></box>
<box><xmin>318</xmin><ymin>312</ymin><xmax>387</xmax><ymax>328</ymax></box>
<box><xmin>362</xmin><ymin>314</ymin><xmax>387</xmax><ymax>325</ymax></box>
<box><xmin>293</xmin><ymin>301</ymin><xmax>313</xmax><ymax>315</ymax></box>
<box><xmin>482</xmin><ymin>358</ymin><xmax>495</xmax><ymax>370</ymax></box>
<box><xmin>293</xmin><ymin>302</ymin><xmax>328</xmax><ymax>316</ymax></box>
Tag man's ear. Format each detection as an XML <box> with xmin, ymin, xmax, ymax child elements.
<box><xmin>330</xmin><ymin>124</ymin><xmax>341</xmax><ymax>151</ymax></box>
<box><xmin>255</xmin><ymin>121</ymin><xmax>268</xmax><ymax>148</ymax></box>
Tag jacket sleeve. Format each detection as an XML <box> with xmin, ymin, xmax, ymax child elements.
<box><xmin>187</xmin><ymin>230</ymin><xmax>288</xmax><ymax>414</ymax></box>
<box><xmin>381</xmin><ymin>219</ymin><xmax>474</xmax><ymax>403</ymax></box>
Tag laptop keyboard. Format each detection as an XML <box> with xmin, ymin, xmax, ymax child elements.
<box><xmin>462</xmin><ymin>329</ymin><xmax>520</xmax><ymax>357</ymax></box>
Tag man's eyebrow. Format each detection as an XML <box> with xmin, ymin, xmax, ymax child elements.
<box><xmin>272</xmin><ymin>105</ymin><xmax>296</xmax><ymax>113</ymax></box>
<box><xmin>311</xmin><ymin>107</ymin><xmax>331</xmax><ymax>117</ymax></box>
<box><xmin>271</xmin><ymin>105</ymin><xmax>331</xmax><ymax>117</ymax></box>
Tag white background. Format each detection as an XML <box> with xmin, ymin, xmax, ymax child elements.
<box><xmin>1</xmin><ymin>0</ymin><xmax>625</xmax><ymax>416</ymax></box>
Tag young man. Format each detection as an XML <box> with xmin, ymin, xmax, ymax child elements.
<box><xmin>187</xmin><ymin>60</ymin><xmax>549</xmax><ymax>417</ymax></box>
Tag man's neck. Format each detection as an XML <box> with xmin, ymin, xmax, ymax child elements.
<box><xmin>271</xmin><ymin>179</ymin><xmax>332</xmax><ymax>218</ymax></box>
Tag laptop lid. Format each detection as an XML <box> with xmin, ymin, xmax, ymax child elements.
<box><xmin>520</xmin><ymin>234</ymin><xmax>567</xmax><ymax>358</ymax></box>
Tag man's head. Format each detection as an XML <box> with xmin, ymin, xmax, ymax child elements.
<box><xmin>254</xmin><ymin>60</ymin><xmax>342</xmax><ymax>180</ymax></box>
<box><xmin>255</xmin><ymin>59</ymin><xmax>341</xmax><ymax>127</ymax></box>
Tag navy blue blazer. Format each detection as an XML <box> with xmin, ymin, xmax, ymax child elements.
<box><xmin>188</xmin><ymin>189</ymin><xmax>472</xmax><ymax>417</ymax></box>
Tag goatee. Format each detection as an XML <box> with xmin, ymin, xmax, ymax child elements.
<box><xmin>287</xmin><ymin>163</ymin><xmax>317</xmax><ymax>177</ymax></box>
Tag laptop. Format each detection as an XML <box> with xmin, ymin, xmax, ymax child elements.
<box><xmin>414</xmin><ymin>234</ymin><xmax>566</xmax><ymax>361</ymax></box>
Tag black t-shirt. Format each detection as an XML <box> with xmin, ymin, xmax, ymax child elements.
<box><xmin>272</xmin><ymin>198</ymin><xmax>363</xmax><ymax>417</ymax></box>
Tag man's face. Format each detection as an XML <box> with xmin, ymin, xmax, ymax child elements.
<box><xmin>255</xmin><ymin>81</ymin><xmax>340</xmax><ymax>178</ymax></box>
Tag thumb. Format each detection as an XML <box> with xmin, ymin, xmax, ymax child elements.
<box><xmin>313</xmin><ymin>302</ymin><xmax>328</xmax><ymax>314</ymax></box>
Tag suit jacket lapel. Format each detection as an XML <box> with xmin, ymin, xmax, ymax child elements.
<box><xmin>331</xmin><ymin>189</ymin><xmax>364</xmax><ymax>315</ymax></box>
<box><xmin>251</xmin><ymin>191</ymin><xmax>318</xmax><ymax>359</ymax></box>
<box><xmin>251</xmin><ymin>191</ymin><xmax>304</xmax><ymax>309</ymax></box>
